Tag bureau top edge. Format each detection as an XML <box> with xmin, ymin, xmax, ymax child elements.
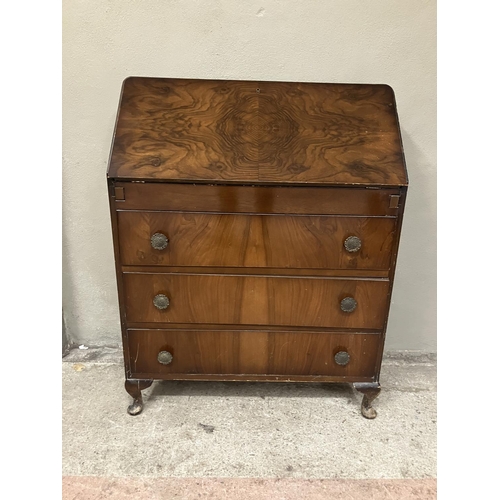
<box><xmin>107</xmin><ymin>77</ymin><xmax>408</xmax><ymax>188</ymax></box>
<box><xmin>106</xmin><ymin>175</ymin><xmax>408</xmax><ymax>189</ymax></box>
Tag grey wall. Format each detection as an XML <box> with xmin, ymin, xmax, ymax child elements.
<box><xmin>62</xmin><ymin>0</ymin><xmax>436</xmax><ymax>351</ymax></box>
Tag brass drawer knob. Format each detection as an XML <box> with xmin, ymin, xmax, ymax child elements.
<box><xmin>344</xmin><ymin>236</ymin><xmax>361</xmax><ymax>252</ymax></box>
<box><xmin>151</xmin><ymin>232</ymin><xmax>169</xmax><ymax>250</ymax></box>
<box><xmin>158</xmin><ymin>351</ymin><xmax>173</xmax><ymax>365</ymax></box>
<box><xmin>335</xmin><ymin>351</ymin><xmax>350</xmax><ymax>366</ymax></box>
<box><xmin>340</xmin><ymin>297</ymin><xmax>357</xmax><ymax>313</ymax></box>
<box><xmin>153</xmin><ymin>294</ymin><xmax>170</xmax><ymax>310</ymax></box>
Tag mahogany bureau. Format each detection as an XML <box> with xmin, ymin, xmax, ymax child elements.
<box><xmin>107</xmin><ymin>77</ymin><xmax>408</xmax><ymax>418</ymax></box>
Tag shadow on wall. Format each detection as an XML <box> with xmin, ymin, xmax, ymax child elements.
<box><xmin>62</xmin><ymin>309</ymin><xmax>71</xmax><ymax>357</ymax></box>
<box><xmin>386</xmin><ymin>127</ymin><xmax>436</xmax><ymax>352</ymax></box>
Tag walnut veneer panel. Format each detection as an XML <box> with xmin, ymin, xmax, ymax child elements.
<box><xmin>118</xmin><ymin>211</ymin><xmax>396</xmax><ymax>270</ymax></box>
<box><xmin>127</xmin><ymin>329</ymin><xmax>380</xmax><ymax>378</ymax></box>
<box><xmin>123</xmin><ymin>273</ymin><xmax>390</xmax><ymax>329</ymax></box>
<box><xmin>108</xmin><ymin>78</ymin><xmax>407</xmax><ymax>186</ymax></box>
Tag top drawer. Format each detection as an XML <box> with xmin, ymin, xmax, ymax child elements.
<box><xmin>112</xmin><ymin>182</ymin><xmax>402</xmax><ymax>216</ymax></box>
<box><xmin>117</xmin><ymin>212</ymin><xmax>396</xmax><ymax>270</ymax></box>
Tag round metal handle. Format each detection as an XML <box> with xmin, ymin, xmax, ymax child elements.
<box><xmin>153</xmin><ymin>294</ymin><xmax>170</xmax><ymax>310</ymax></box>
<box><xmin>344</xmin><ymin>236</ymin><xmax>361</xmax><ymax>253</ymax></box>
<box><xmin>334</xmin><ymin>351</ymin><xmax>350</xmax><ymax>366</ymax></box>
<box><xmin>151</xmin><ymin>233</ymin><xmax>169</xmax><ymax>250</ymax></box>
<box><xmin>340</xmin><ymin>297</ymin><xmax>357</xmax><ymax>313</ymax></box>
<box><xmin>158</xmin><ymin>351</ymin><xmax>173</xmax><ymax>365</ymax></box>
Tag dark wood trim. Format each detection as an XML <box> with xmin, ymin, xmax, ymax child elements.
<box><xmin>121</xmin><ymin>269</ymin><xmax>391</xmax><ymax>282</ymax></box>
<box><xmin>127</xmin><ymin>373</ymin><xmax>376</xmax><ymax>383</ymax></box>
<box><xmin>116</xmin><ymin>209</ymin><xmax>398</xmax><ymax>219</ymax></box>
<box><xmin>121</xmin><ymin>266</ymin><xmax>391</xmax><ymax>279</ymax></box>
<box><xmin>126</xmin><ymin>324</ymin><xmax>383</xmax><ymax>333</ymax></box>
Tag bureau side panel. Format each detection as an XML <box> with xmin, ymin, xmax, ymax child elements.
<box><xmin>107</xmin><ymin>179</ymin><xmax>132</xmax><ymax>376</ymax></box>
<box><xmin>373</xmin><ymin>186</ymin><xmax>408</xmax><ymax>379</ymax></box>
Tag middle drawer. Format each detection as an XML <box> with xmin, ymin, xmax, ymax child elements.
<box><xmin>117</xmin><ymin>212</ymin><xmax>396</xmax><ymax>270</ymax></box>
<box><xmin>123</xmin><ymin>273</ymin><xmax>390</xmax><ymax>329</ymax></box>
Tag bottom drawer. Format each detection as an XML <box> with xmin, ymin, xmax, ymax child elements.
<box><xmin>126</xmin><ymin>329</ymin><xmax>381</xmax><ymax>379</ymax></box>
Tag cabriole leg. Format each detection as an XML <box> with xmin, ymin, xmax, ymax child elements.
<box><xmin>125</xmin><ymin>379</ymin><xmax>153</xmax><ymax>416</ymax></box>
<box><xmin>353</xmin><ymin>382</ymin><xmax>381</xmax><ymax>419</ymax></box>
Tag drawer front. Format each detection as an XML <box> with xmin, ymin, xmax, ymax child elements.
<box><xmin>118</xmin><ymin>212</ymin><xmax>396</xmax><ymax>270</ymax></box>
<box><xmin>127</xmin><ymin>329</ymin><xmax>380</xmax><ymax>378</ymax></box>
<box><xmin>113</xmin><ymin>182</ymin><xmax>401</xmax><ymax>216</ymax></box>
<box><xmin>123</xmin><ymin>273</ymin><xmax>390</xmax><ymax>329</ymax></box>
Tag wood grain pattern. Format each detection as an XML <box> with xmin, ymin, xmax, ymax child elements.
<box><xmin>113</xmin><ymin>182</ymin><xmax>402</xmax><ymax>216</ymax></box>
<box><xmin>123</xmin><ymin>273</ymin><xmax>390</xmax><ymax>329</ymax></box>
<box><xmin>127</xmin><ymin>329</ymin><xmax>380</xmax><ymax>378</ymax></box>
<box><xmin>118</xmin><ymin>211</ymin><xmax>396</xmax><ymax>269</ymax></box>
<box><xmin>108</xmin><ymin>78</ymin><xmax>407</xmax><ymax>186</ymax></box>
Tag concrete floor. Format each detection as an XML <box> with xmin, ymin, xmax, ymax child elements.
<box><xmin>62</xmin><ymin>348</ymin><xmax>436</xmax><ymax>498</ymax></box>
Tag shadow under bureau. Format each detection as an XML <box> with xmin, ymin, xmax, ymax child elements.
<box><xmin>107</xmin><ymin>77</ymin><xmax>408</xmax><ymax>418</ymax></box>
